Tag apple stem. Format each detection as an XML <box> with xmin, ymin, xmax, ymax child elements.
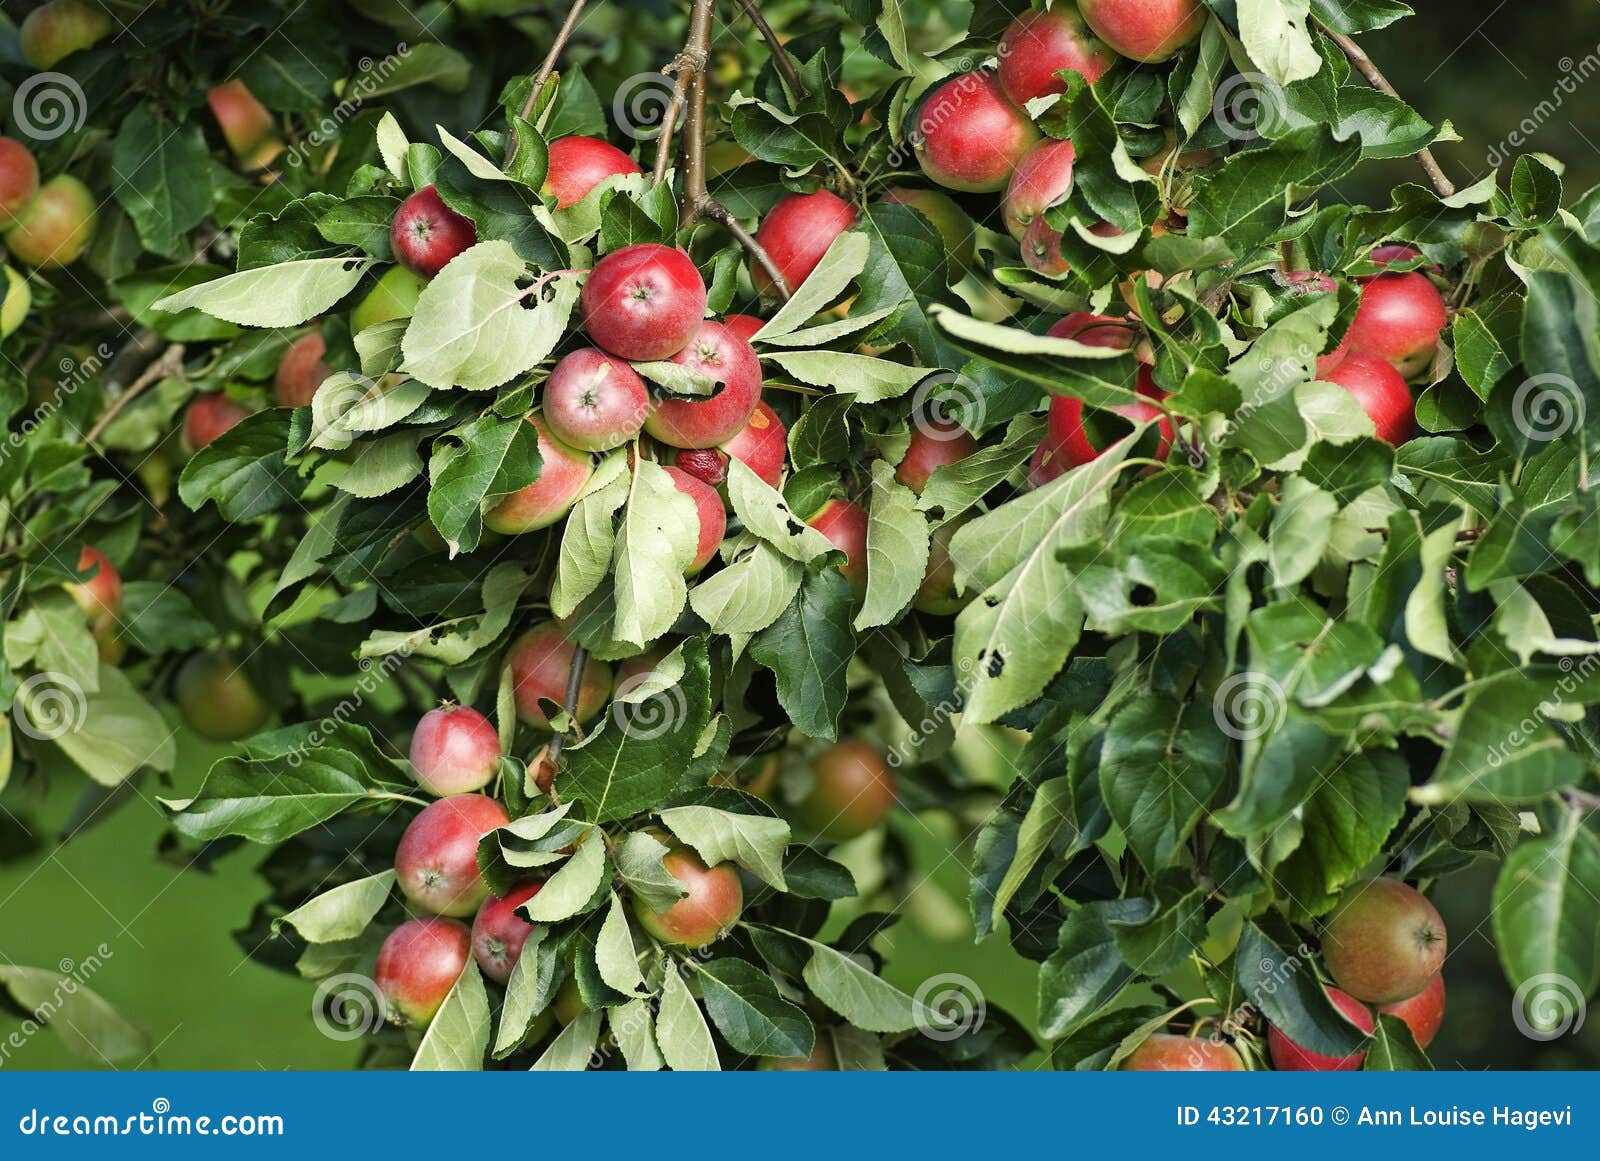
<box><xmin>83</xmin><ymin>341</ymin><xmax>186</xmax><ymax>446</ymax></box>
<box><xmin>729</xmin><ymin>0</ymin><xmax>807</xmax><ymax>102</ymax></box>
<box><xmin>508</xmin><ymin>0</ymin><xmax>593</xmax><ymax>165</ymax></box>
<box><xmin>1316</xmin><ymin>21</ymin><xmax>1456</xmax><ymax>198</ymax></box>
<box><xmin>543</xmin><ymin>642</ymin><xmax>591</xmax><ymax>778</ymax></box>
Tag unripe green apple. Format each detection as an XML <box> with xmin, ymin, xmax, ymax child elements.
<box><xmin>20</xmin><ymin>0</ymin><xmax>112</xmax><ymax>69</ymax></box>
<box><xmin>4</xmin><ymin>175</ymin><xmax>96</xmax><ymax>269</ymax></box>
<box><xmin>1</xmin><ymin>265</ymin><xmax>30</xmax><ymax>339</ymax></box>
<box><xmin>175</xmin><ymin>650</ymin><xmax>270</xmax><ymax>742</ymax></box>
<box><xmin>350</xmin><ymin>265</ymin><xmax>429</xmax><ymax>333</ymax></box>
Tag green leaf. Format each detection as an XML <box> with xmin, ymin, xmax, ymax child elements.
<box><xmin>595</xmin><ymin>892</ymin><xmax>648</xmax><ymax>996</ymax></box>
<box><xmin>163</xmin><ymin>751</ymin><xmax>392</xmax><ymax>843</ymax></box>
<box><xmin>657</xmin><ymin>959</ymin><xmax>720</xmax><ymax>1070</ymax></box>
<box><xmin>750</xmin><ymin>568</ymin><xmax>856</xmax><ymax>741</ymax></box>
<box><xmin>614</xmin><ymin>831</ymin><xmax>689</xmax><ymax>912</ymax></box>
<box><xmin>1236</xmin><ymin>920</ymin><xmax>1369</xmax><ymax>1056</ymax></box>
<box><xmin>610</xmin><ymin>1000</ymin><xmax>665</xmax><ymax>1071</ymax></box>
<box><xmin>522</xmin><ymin>831</ymin><xmax>607</xmax><ymax>923</ymax></box>
<box><xmin>111</xmin><ymin>107</ymin><xmax>212</xmax><ymax>257</ymax></box>
<box><xmin>695</xmin><ymin>958</ymin><xmax>814</xmax><ymax>1058</ymax></box>
<box><xmin>410</xmin><ymin>960</ymin><xmax>489</xmax><ymax>1070</ymax></box>
<box><xmin>799</xmin><ymin>937</ymin><xmax>919</xmax><ymax>1033</ymax></box>
<box><xmin>1415</xmin><ymin>672</ymin><xmax>1584</xmax><ymax>803</ymax></box>
<box><xmin>1273</xmin><ymin>751</ymin><xmax>1409</xmax><ymax>915</ymax></box>
<box><xmin>1189</xmin><ymin>127</ymin><xmax>1361</xmax><ymax>252</ymax></box>
<box><xmin>856</xmin><ymin>461</ymin><xmax>929</xmax><ymax>630</ymax></box>
<box><xmin>153</xmin><ymin>257</ymin><xmax>374</xmax><ymax>327</ymax></box>
<box><xmin>659</xmin><ymin>805</ymin><xmax>790</xmax><ymax>891</ymax></box>
<box><xmin>0</xmin><ymin>965</ymin><xmax>150</xmax><ymax>1063</ymax></box>
<box><xmin>178</xmin><ymin>409</ymin><xmax>301</xmax><ymax>522</ymax></box>
<box><xmin>1492</xmin><ymin>814</ymin><xmax>1600</xmax><ymax>1012</ymax></box>
<box><xmin>613</xmin><ymin>460</ymin><xmax>698</xmax><ymax>648</ymax></box>
<box><xmin>1038</xmin><ymin>902</ymin><xmax>1135</xmax><ymax>1040</ymax></box>
<box><xmin>726</xmin><ymin>459</ymin><xmax>836</xmax><ymax>562</ymax></box>
<box><xmin>48</xmin><ymin>664</ymin><xmax>176</xmax><ymax>785</ymax></box>
<box><xmin>427</xmin><ymin>415</ymin><xmax>543</xmax><ymax>554</ymax></box>
<box><xmin>1364</xmin><ymin>1013</ymin><xmax>1433</xmax><ymax>1070</ymax></box>
<box><xmin>1099</xmin><ymin>697</ymin><xmax>1229</xmax><ymax>873</ymax></box>
<box><xmin>689</xmin><ymin>540</ymin><xmax>803</xmax><ymax>635</ymax></box>
<box><xmin>531</xmin><ymin>1008</ymin><xmax>602</xmax><ymax>1070</ymax></box>
<box><xmin>275</xmin><ymin>871</ymin><xmax>395</xmax><ymax>943</ymax></box>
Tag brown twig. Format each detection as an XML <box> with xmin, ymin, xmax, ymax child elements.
<box><xmin>543</xmin><ymin>643</ymin><xmax>590</xmax><ymax>775</ymax></box>
<box><xmin>730</xmin><ymin>0</ymin><xmax>806</xmax><ymax>101</ymax></box>
<box><xmin>1316</xmin><ymin>20</ymin><xmax>1456</xmax><ymax>198</ymax></box>
<box><xmin>665</xmin><ymin>0</ymin><xmax>794</xmax><ymax>300</ymax></box>
<box><xmin>507</xmin><ymin>0</ymin><xmax>592</xmax><ymax>165</ymax></box>
<box><xmin>84</xmin><ymin>342</ymin><xmax>185</xmax><ymax>446</ymax></box>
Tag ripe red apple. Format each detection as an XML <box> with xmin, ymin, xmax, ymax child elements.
<box><xmin>914</xmin><ymin>71</ymin><xmax>1040</xmax><ymax>193</ymax></box>
<box><xmin>915</xmin><ymin>515</ymin><xmax>971</xmax><ymax>616</ymax></box>
<box><xmin>65</xmin><ymin>546</ymin><xmax>121</xmax><ymax>633</ymax></box>
<box><xmin>1268</xmin><ymin>985</ymin><xmax>1374</xmax><ymax>1071</ymax></box>
<box><xmin>175</xmin><ymin>650</ymin><xmax>269</xmax><ymax>741</ymax></box>
<box><xmin>1003</xmin><ymin>139</ymin><xmax>1077</xmax><ymax>240</ymax></box>
<box><xmin>410</xmin><ymin>704</ymin><xmax>501</xmax><ymax>796</ymax></box>
<box><xmin>541</xmin><ymin>347</ymin><xmax>650</xmax><ymax>452</ymax></box>
<box><xmin>1363</xmin><ymin>244</ymin><xmax>1427</xmax><ymax>276</ymax></box>
<box><xmin>672</xmin><ymin>399</ymin><xmax>787</xmax><ymax>488</ymax></box>
<box><xmin>483</xmin><ymin>415</ymin><xmax>594</xmax><ymax>534</ymax></box>
<box><xmin>1343</xmin><ymin>271</ymin><xmax>1448</xmax><ymax>379</ymax></box>
<box><xmin>390</xmin><ymin>185</ymin><xmax>477</xmax><ymax>279</ymax></box>
<box><xmin>471</xmin><ymin>883</ymin><xmax>542</xmax><ymax>985</ymax></box>
<box><xmin>664</xmin><ymin>466</ymin><xmax>726</xmax><ymax>575</ymax></box>
<box><xmin>1378</xmin><ymin>971</ymin><xmax>1445</xmax><ymax>1049</ymax></box>
<box><xmin>0</xmin><ymin>138</ymin><xmax>40</xmax><ymax>227</ymax></box>
<box><xmin>394</xmin><ymin>793</ymin><xmax>509</xmax><ymax>917</ymax></box>
<box><xmin>1078</xmin><ymin>0</ymin><xmax>1206</xmax><ymax>63</ymax></box>
<box><xmin>630</xmin><ymin>845</ymin><xmax>743</xmax><ymax>948</ymax></box>
<box><xmin>798</xmin><ymin>738</ymin><xmax>896</xmax><ymax>840</ymax></box>
<box><xmin>879</xmin><ymin>187</ymin><xmax>976</xmax><ymax>279</ymax></box>
<box><xmin>543</xmin><ymin>136</ymin><xmax>642</xmax><ymax>209</ymax></box>
<box><xmin>752</xmin><ymin>189</ymin><xmax>858</xmax><ymax>296</ymax></box>
<box><xmin>806</xmin><ymin>496</ymin><xmax>868</xmax><ymax>590</ymax></box>
<box><xmin>896</xmin><ymin>420</ymin><xmax>977</xmax><ymax>494</ymax></box>
<box><xmin>1022</xmin><ymin>215</ymin><xmax>1069</xmax><ymax>277</ymax></box>
<box><xmin>274</xmin><ymin>332</ymin><xmax>328</xmax><ymax>408</ymax></box>
<box><xmin>722</xmin><ymin>313</ymin><xmax>765</xmax><ymax>342</ymax></box>
<box><xmin>1047</xmin><ymin>368</ymin><xmax>1172</xmax><ymax>468</ymax></box>
<box><xmin>1323</xmin><ymin>353</ymin><xmax>1414</xmax><ymax>446</ymax></box>
<box><xmin>1321</xmin><ymin>877</ymin><xmax>1447</xmax><ymax>1004</ymax></box>
<box><xmin>375</xmin><ymin>917</ymin><xmax>472</xmax><ymax>1027</ymax></box>
<box><xmin>506</xmin><ymin>621</ymin><xmax>614</xmax><ymax>727</ymax></box>
<box><xmin>580</xmin><ymin>243</ymin><xmax>707</xmax><ymax>361</ymax></box>
<box><xmin>1028</xmin><ymin>433</ymin><xmax>1068</xmax><ymax>488</ymax></box>
<box><xmin>183</xmin><ymin>392</ymin><xmax>250</xmax><ymax>451</ymax></box>
<box><xmin>4</xmin><ymin>175</ymin><xmax>96</xmax><ymax>268</ymax></box>
<box><xmin>997</xmin><ymin>6</ymin><xmax>1115</xmax><ymax>106</ymax></box>
<box><xmin>206</xmin><ymin>80</ymin><xmax>281</xmax><ymax>168</ymax></box>
<box><xmin>1048</xmin><ymin>310</ymin><xmax>1137</xmax><ymax>350</ymax></box>
<box><xmin>643</xmin><ymin>320</ymin><xmax>762</xmax><ymax>448</ymax></box>
<box><xmin>19</xmin><ymin>0</ymin><xmax>111</xmax><ymax>69</ymax></box>
<box><xmin>1123</xmin><ymin>1033</ymin><xmax>1245</xmax><ymax>1071</ymax></box>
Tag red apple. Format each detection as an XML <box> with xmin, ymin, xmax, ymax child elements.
<box><xmin>1343</xmin><ymin>271</ymin><xmax>1448</xmax><ymax>378</ymax></box>
<box><xmin>471</xmin><ymin>883</ymin><xmax>542</xmax><ymax>985</ymax></box>
<box><xmin>896</xmin><ymin>420</ymin><xmax>977</xmax><ymax>494</ymax></box>
<box><xmin>1123</xmin><ymin>1033</ymin><xmax>1246</xmax><ymax>1071</ymax></box>
<box><xmin>1078</xmin><ymin>0</ymin><xmax>1206</xmax><ymax>63</ymax></box>
<box><xmin>0</xmin><ymin>138</ymin><xmax>40</xmax><ymax>228</ymax></box>
<box><xmin>375</xmin><ymin>917</ymin><xmax>472</xmax><ymax>1027</ymax></box>
<box><xmin>483</xmin><ymin>414</ymin><xmax>594</xmax><ymax>534</ymax></box>
<box><xmin>391</xmin><ymin>185</ymin><xmax>477</xmax><ymax>279</ymax></box>
<box><xmin>630</xmin><ymin>845</ymin><xmax>743</xmax><ymax>948</ymax></box>
<box><xmin>541</xmin><ymin>347</ymin><xmax>650</xmax><ymax>452</ymax></box>
<box><xmin>1028</xmin><ymin>433</ymin><xmax>1068</xmax><ymax>488</ymax></box>
<box><xmin>1047</xmin><ymin>367</ymin><xmax>1172</xmax><ymax>468</ymax></box>
<box><xmin>1322</xmin><ymin>878</ymin><xmax>1447</xmax><ymax>1005</ymax></box>
<box><xmin>672</xmin><ymin>399</ymin><xmax>787</xmax><ymax>488</ymax></box>
<box><xmin>506</xmin><ymin>621</ymin><xmax>614</xmax><ymax>727</ymax></box>
<box><xmin>914</xmin><ymin>71</ymin><xmax>1040</xmax><ymax>193</ymax></box>
<box><xmin>664</xmin><ymin>465</ymin><xmax>726</xmax><ymax>575</ymax></box>
<box><xmin>1047</xmin><ymin>310</ymin><xmax>1137</xmax><ymax>350</ymax></box>
<box><xmin>183</xmin><ymin>392</ymin><xmax>250</xmax><ymax>451</ymax></box>
<box><xmin>543</xmin><ymin>136</ymin><xmax>642</xmax><ymax>209</ymax></box>
<box><xmin>722</xmin><ymin>313</ymin><xmax>765</xmax><ymax>342</ymax></box>
<box><xmin>394</xmin><ymin>793</ymin><xmax>509</xmax><ymax>917</ymax></box>
<box><xmin>274</xmin><ymin>332</ymin><xmax>328</xmax><ymax>408</ymax></box>
<box><xmin>997</xmin><ymin>6</ymin><xmax>1115</xmax><ymax>106</ymax></box>
<box><xmin>410</xmin><ymin>704</ymin><xmax>501</xmax><ymax>796</ymax></box>
<box><xmin>1268</xmin><ymin>985</ymin><xmax>1374</xmax><ymax>1071</ymax></box>
<box><xmin>1003</xmin><ymin>138</ymin><xmax>1077</xmax><ymax>240</ymax></box>
<box><xmin>4</xmin><ymin>175</ymin><xmax>95</xmax><ymax>268</ymax></box>
<box><xmin>806</xmin><ymin>496</ymin><xmax>868</xmax><ymax>590</ymax></box>
<box><xmin>1323</xmin><ymin>353</ymin><xmax>1414</xmax><ymax>446</ymax></box>
<box><xmin>752</xmin><ymin>189</ymin><xmax>858</xmax><ymax>297</ymax></box>
<box><xmin>1378</xmin><ymin>971</ymin><xmax>1445</xmax><ymax>1049</ymax></box>
<box><xmin>580</xmin><ymin>243</ymin><xmax>707</xmax><ymax>361</ymax></box>
<box><xmin>65</xmin><ymin>546</ymin><xmax>121</xmax><ymax>632</ymax></box>
<box><xmin>1022</xmin><ymin>215</ymin><xmax>1069</xmax><ymax>277</ymax></box>
<box><xmin>643</xmin><ymin>320</ymin><xmax>763</xmax><ymax>448</ymax></box>
<box><xmin>798</xmin><ymin>739</ymin><xmax>896</xmax><ymax>840</ymax></box>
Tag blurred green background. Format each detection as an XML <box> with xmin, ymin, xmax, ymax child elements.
<box><xmin>4</xmin><ymin>1</ymin><xmax>1600</xmax><ymax>1070</ymax></box>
